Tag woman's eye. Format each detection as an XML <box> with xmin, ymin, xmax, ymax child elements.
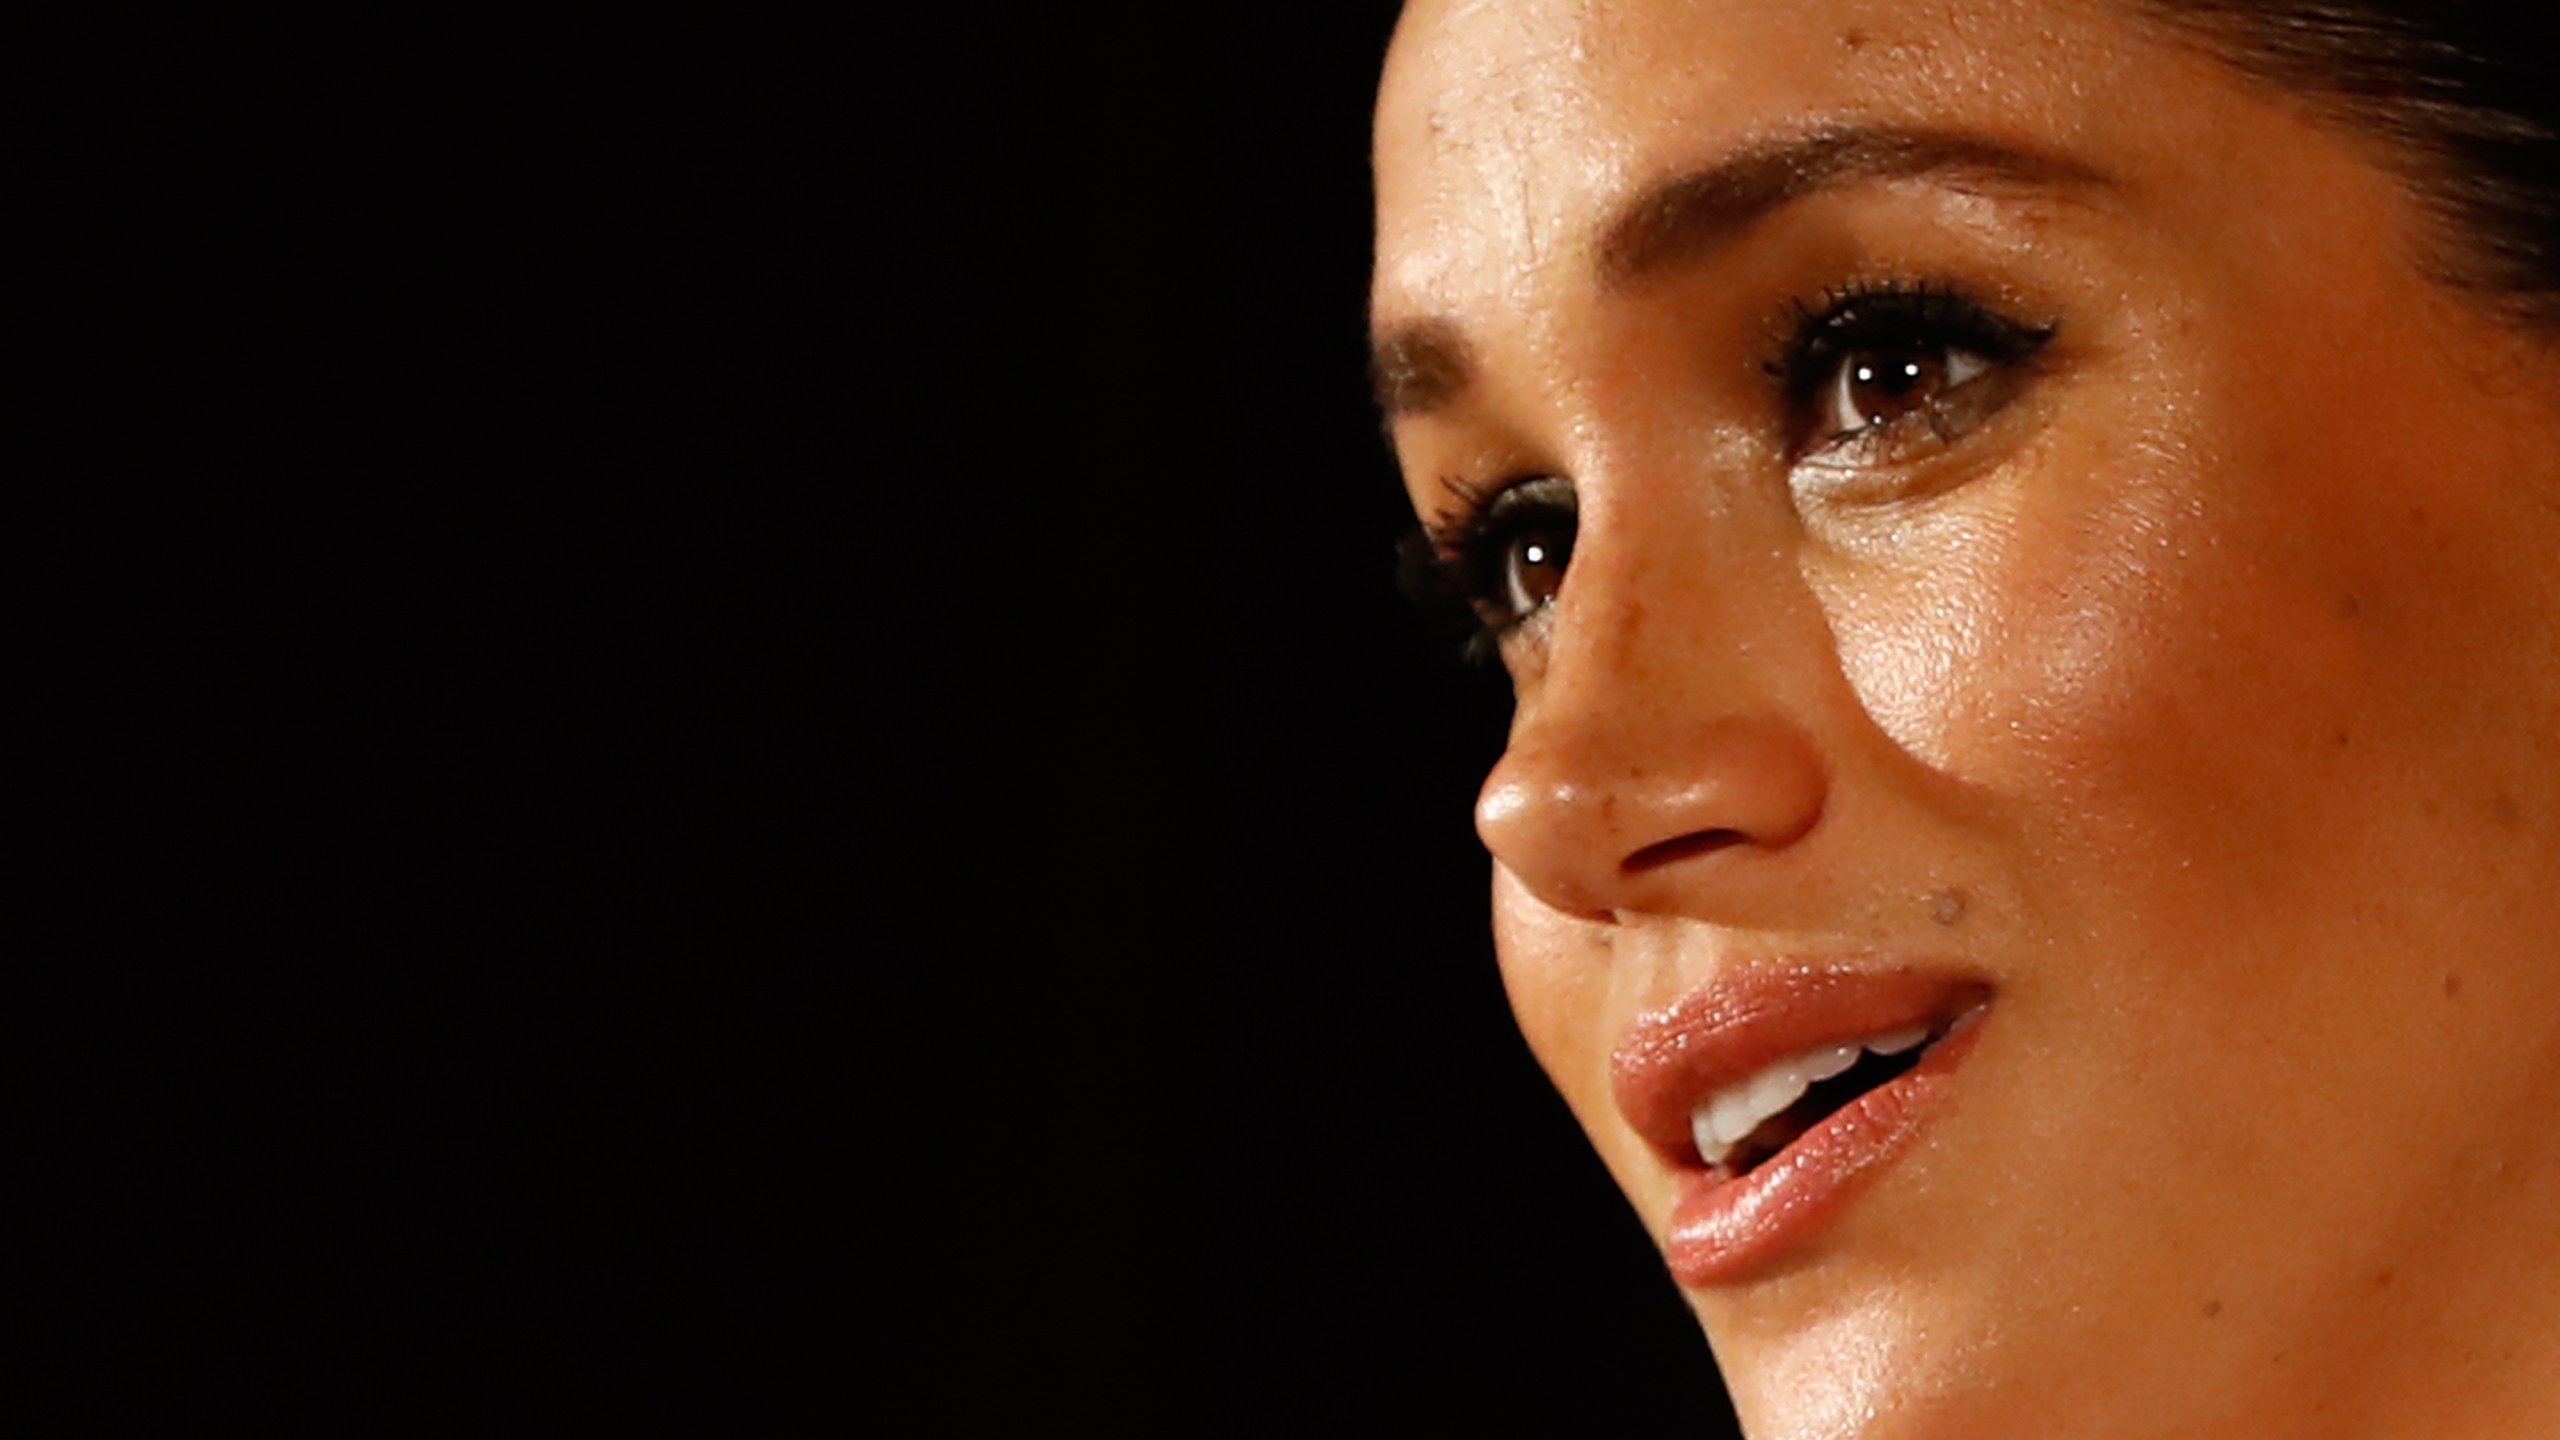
<box><xmin>1782</xmin><ymin>285</ymin><xmax>2053</xmax><ymax>467</ymax></box>
<box><xmin>1417</xmin><ymin>474</ymin><xmax>1578</xmax><ymax>649</ymax></box>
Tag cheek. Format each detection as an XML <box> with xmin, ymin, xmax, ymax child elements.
<box><xmin>1489</xmin><ymin>872</ymin><xmax>1672</xmax><ymax>1206</ymax></box>
<box><xmin>1819</xmin><ymin>446</ymin><xmax>2372</xmax><ymax>893</ymax></box>
<box><xmin>1806</xmin><ymin>507</ymin><xmax>2025</xmax><ymax>773</ymax></box>
<box><xmin>1490</xmin><ymin>871</ymin><xmax>1615</xmax><ymax>1107</ymax></box>
<box><xmin>1821</xmin><ymin>354</ymin><xmax>2560</xmax><ymax>1072</ymax></box>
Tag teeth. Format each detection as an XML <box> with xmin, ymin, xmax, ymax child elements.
<box><xmin>1866</xmin><ymin>1024</ymin><xmax>1929</xmax><ymax>1056</ymax></box>
<box><xmin>1689</xmin><ymin>1026</ymin><xmax>1940</xmax><ymax>1167</ymax></box>
<box><xmin>1800</xmin><ymin>1040</ymin><xmax>1861</xmax><ymax>1081</ymax></box>
<box><xmin>1746</xmin><ymin>1062</ymin><xmax>1811</xmax><ymax>1121</ymax></box>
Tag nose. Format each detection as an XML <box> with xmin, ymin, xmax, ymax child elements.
<box><xmin>1474</xmin><ymin>598</ymin><xmax>1831</xmax><ymax>925</ymax></box>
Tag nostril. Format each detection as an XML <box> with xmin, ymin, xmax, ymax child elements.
<box><xmin>1478</xmin><ymin>716</ymin><xmax>1829</xmax><ymax>917</ymax></box>
<box><xmin>1624</xmin><ymin>828</ymin><xmax>1750</xmax><ymax>873</ymax></box>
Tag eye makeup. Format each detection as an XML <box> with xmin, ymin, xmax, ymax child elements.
<box><xmin>1395</xmin><ymin>275</ymin><xmax>2057</xmax><ymax>664</ymax></box>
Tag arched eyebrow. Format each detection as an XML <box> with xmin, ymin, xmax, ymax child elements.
<box><xmin>1597</xmin><ymin>125</ymin><xmax>2113</xmax><ymax>290</ymax></box>
<box><xmin>1370</xmin><ymin>124</ymin><xmax>2114</xmax><ymax>419</ymax></box>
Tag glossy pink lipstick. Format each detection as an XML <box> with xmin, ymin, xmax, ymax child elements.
<box><xmin>1612</xmin><ymin>967</ymin><xmax>1992</xmax><ymax>1288</ymax></box>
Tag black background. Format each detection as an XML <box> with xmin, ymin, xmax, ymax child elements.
<box><xmin>38</xmin><ymin>12</ymin><xmax>1738</xmax><ymax>1428</ymax></box>
<box><xmin>1224</xmin><ymin>5</ymin><xmax>1735</xmax><ymax>1428</ymax></box>
<box><xmin>45</xmin><ymin>28</ymin><xmax>875</xmax><ymax>1426</ymax></box>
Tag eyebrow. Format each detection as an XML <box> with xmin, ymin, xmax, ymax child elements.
<box><xmin>1596</xmin><ymin>125</ymin><xmax>2111</xmax><ymax>289</ymax></box>
<box><xmin>1370</xmin><ymin>124</ymin><xmax>2113</xmax><ymax>418</ymax></box>
<box><xmin>1368</xmin><ymin>315</ymin><xmax>1474</xmax><ymax>418</ymax></box>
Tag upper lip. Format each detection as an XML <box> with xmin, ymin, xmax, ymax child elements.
<box><xmin>1610</xmin><ymin>963</ymin><xmax>1994</xmax><ymax>1171</ymax></box>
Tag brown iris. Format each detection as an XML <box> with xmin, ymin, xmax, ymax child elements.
<box><xmin>1830</xmin><ymin>344</ymin><xmax>1984</xmax><ymax>436</ymax></box>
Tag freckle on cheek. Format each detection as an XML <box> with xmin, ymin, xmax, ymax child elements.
<box><xmin>2444</xmin><ymin>973</ymin><xmax>2463</xmax><ymax>999</ymax></box>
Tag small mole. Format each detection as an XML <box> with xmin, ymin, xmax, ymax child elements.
<box><xmin>1929</xmin><ymin>888</ymin><xmax>1966</xmax><ymax>926</ymax></box>
<box><xmin>2333</xmin><ymin>729</ymin><xmax>2350</xmax><ymax>747</ymax></box>
<box><xmin>2374</xmin><ymin>1268</ymin><xmax>2395</xmax><ymax>1289</ymax></box>
<box><xmin>2202</xmin><ymin>1300</ymin><xmax>2223</xmax><ymax>1319</ymax></box>
<box><xmin>2493</xmin><ymin>793</ymin><xmax>2522</xmax><ymax>828</ymax></box>
<box><xmin>2337</xmin><ymin>593</ymin><xmax>2361</xmax><ymax>620</ymax></box>
<box><xmin>2444</xmin><ymin>973</ymin><xmax>2463</xmax><ymax>999</ymax></box>
<box><xmin>1841</xmin><ymin>27</ymin><xmax>1869</xmax><ymax>49</ymax></box>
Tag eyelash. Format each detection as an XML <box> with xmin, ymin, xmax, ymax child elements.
<box><xmin>1402</xmin><ymin>277</ymin><xmax>2056</xmax><ymax>662</ymax></box>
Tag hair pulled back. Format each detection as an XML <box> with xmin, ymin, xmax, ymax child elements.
<box><xmin>2134</xmin><ymin>2</ymin><xmax>2560</xmax><ymax>329</ymax></box>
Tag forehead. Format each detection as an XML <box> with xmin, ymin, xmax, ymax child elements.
<box><xmin>1372</xmin><ymin>0</ymin><xmax>2135</xmax><ymax>315</ymax></box>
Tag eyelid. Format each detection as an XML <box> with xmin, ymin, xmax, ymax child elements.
<box><xmin>1420</xmin><ymin>473</ymin><xmax>1573</xmax><ymax>559</ymax></box>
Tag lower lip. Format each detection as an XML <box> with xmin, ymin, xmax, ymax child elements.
<box><xmin>1663</xmin><ymin>1015</ymin><xmax>1987</xmax><ymax>1288</ymax></box>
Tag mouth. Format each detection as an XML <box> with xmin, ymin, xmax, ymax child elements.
<box><xmin>1690</xmin><ymin>1008</ymin><xmax>1981</xmax><ymax>1175</ymax></box>
<box><xmin>1612</xmin><ymin>968</ymin><xmax>1993</xmax><ymax>1287</ymax></box>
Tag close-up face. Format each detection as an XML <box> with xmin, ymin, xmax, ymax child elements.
<box><xmin>1373</xmin><ymin>1</ymin><xmax>2560</xmax><ymax>1436</ymax></box>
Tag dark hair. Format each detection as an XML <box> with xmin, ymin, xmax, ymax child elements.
<box><xmin>2133</xmin><ymin>2</ymin><xmax>2560</xmax><ymax>330</ymax></box>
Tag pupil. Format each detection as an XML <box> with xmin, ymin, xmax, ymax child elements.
<box><xmin>1508</xmin><ymin>526</ymin><xmax>1570</xmax><ymax>612</ymax></box>
<box><xmin>1850</xmin><ymin>346</ymin><xmax>1941</xmax><ymax>422</ymax></box>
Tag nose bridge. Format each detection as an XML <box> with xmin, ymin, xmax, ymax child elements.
<box><xmin>1548</xmin><ymin>490</ymin><xmax>1739</xmax><ymax>710</ymax></box>
<box><xmin>1476</xmin><ymin>484</ymin><xmax>1832</xmax><ymax>922</ymax></box>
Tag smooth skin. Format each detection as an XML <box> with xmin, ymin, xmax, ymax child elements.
<box><xmin>1373</xmin><ymin>1</ymin><xmax>2560</xmax><ymax>1436</ymax></box>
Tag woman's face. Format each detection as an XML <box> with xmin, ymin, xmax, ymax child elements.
<box><xmin>1374</xmin><ymin>1</ymin><xmax>2560</xmax><ymax>1435</ymax></box>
